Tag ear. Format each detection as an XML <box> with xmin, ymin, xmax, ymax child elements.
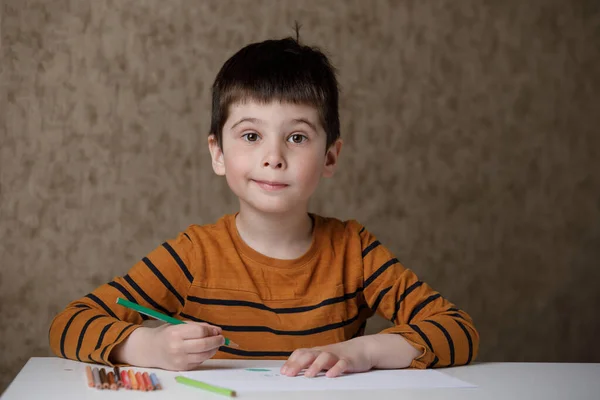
<box><xmin>322</xmin><ymin>139</ymin><xmax>343</xmax><ymax>178</ymax></box>
<box><xmin>208</xmin><ymin>134</ymin><xmax>226</xmax><ymax>176</ymax></box>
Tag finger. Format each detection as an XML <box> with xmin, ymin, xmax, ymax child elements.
<box><xmin>184</xmin><ymin>335</ymin><xmax>226</xmax><ymax>353</ymax></box>
<box><xmin>325</xmin><ymin>358</ymin><xmax>350</xmax><ymax>378</ymax></box>
<box><xmin>282</xmin><ymin>350</ymin><xmax>320</xmax><ymax>377</ymax></box>
<box><xmin>281</xmin><ymin>349</ymin><xmax>307</xmax><ymax>375</ymax></box>
<box><xmin>177</xmin><ymin>323</ymin><xmax>221</xmax><ymax>339</ymax></box>
<box><xmin>304</xmin><ymin>352</ymin><xmax>338</xmax><ymax>378</ymax></box>
<box><xmin>189</xmin><ymin>322</ymin><xmax>222</xmax><ymax>335</ymax></box>
<box><xmin>286</xmin><ymin>348</ymin><xmax>306</xmax><ymax>362</ymax></box>
<box><xmin>179</xmin><ymin>320</ymin><xmax>222</xmax><ymax>333</ymax></box>
<box><xmin>283</xmin><ymin>348</ymin><xmax>314</xmax><ymax>365</ymax></box>
<box><xmin>186</xmin><ymin>348</ymin><xmax>220</xmax><ymax>366</ymax></box>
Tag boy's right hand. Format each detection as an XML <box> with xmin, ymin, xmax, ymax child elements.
<box><xmin>111</xmin><ymin>322</ymin><xmax>225</xmax><ymax>370</ymax></box>
<box><xmin>150</xmin><ymin>322</ymin><xmax>226</xmax><ymax>370</ymax></box>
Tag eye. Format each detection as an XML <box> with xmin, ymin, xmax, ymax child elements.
<box><xmin>242</xmin><ymin>132</ymin><xmax>259</xmax><ymax>142</ymax></box>
<box><xmin>288</xmin><ymin>134</ymin><xmax>307</xmax><ymax>144</ymax></box>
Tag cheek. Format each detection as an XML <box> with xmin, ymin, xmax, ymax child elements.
<box><xmin>224</xmin><ymin>151</ymin><xmax>251</xmax><ymax>175</ymax></box>
<box><xmin>223</xmin><ymin>155</ymin><xmax>249</xmax><ymax>195</ymax></box>
<box><xmin>294</xmin><ymin>154</ymin><xmax>324</xmax><ymax>184</ymax></box>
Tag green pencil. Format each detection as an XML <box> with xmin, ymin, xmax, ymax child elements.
<box><xmin>175</xmin><ymin>375</ymin><xmax>236</xmax><ymax>397</ymax></box>
<box><xmin>115</xmin><ymin>297</ymin><xmax>237</xmax><ymax>347</ymax></box>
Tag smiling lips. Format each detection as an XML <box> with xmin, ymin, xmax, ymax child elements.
<box><xmin>252</xmin><ymin>179</ymin><xmax>289</xmax><ymax>191</ymax></box>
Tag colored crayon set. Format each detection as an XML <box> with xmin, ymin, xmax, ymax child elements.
<box><xmin>85</xmin><ymin>365</ymin><xmax>162</xmax><ymax>391</ymax></box>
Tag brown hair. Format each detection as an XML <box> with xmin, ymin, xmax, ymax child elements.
<box><xmin>210</xmin><ymin>37</ymin><xmax>340</xmax><ymax>149</ymax></box>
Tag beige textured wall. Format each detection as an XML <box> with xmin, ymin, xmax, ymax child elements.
<box><xmin>1</xmin><ymin>0</ymin><xmax>599</xmax><ymax>393</ymax></box>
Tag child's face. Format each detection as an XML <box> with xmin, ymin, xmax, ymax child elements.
<box><xmin>209</xmin><ymin>100</ymin><xmax>341</xmax><ymax>215</ymax></box>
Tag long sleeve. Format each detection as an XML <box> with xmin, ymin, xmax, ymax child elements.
<box><xmin>49</xmin><ymin>229</ymin><xmax>196</xmax><ymax>366</ymax></box>
<box><xmin>356</xmin><ymin>223</ymin><xmax>479</xmax><ymax>368</ymax></box>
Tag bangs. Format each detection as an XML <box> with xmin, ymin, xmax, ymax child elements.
<box><xmin>216</xmin><ymin>69</ymin><xmax>329</xmax><ymax>129</ymax></box>
<box><xmin>220</xmin><ymin>78</ymin><xmax>327</xmax><ymax>109</ymax></box>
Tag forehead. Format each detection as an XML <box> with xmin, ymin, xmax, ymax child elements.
<box><xmin>225</xmin><ymin>100</ymin><xmax>322</xmax><ymax>129</ymax></box>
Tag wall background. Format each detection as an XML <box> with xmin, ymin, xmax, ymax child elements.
<box><xmin>1</xmin><ymin>0</ymin><xmax>599</xmax><ymax>393</ymax></box>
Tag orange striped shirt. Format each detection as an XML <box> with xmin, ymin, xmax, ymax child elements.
<box><xmin>49</xmin><ymin>213</ymin><xmax>478</xmax><ymax>368</ymax></box>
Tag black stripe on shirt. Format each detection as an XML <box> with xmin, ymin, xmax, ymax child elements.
<box><xmin>75</xmin><ymin>315</ymin><xmax>105</xmax><ymax>361</ymax></box>
<box><xmin>409</xmin><ymin>323</ymin><xmax>434</xmax><ymax>353</ymax></box>
<box><xmin>362</xmin><ymin>240</ymin><xmax>381</xmax><ymax>258</ymax></box>
<box><xmin>142</xmin><ymin>257</ymin><xmax>185</xmax><ymax>306</ymax></box>
<box><xmin>364</xmin><ymin>258</ymin><xmax>400</xmax><ymax>288</ymax></box>
<box><xmin>359</xmin><ymin>226</ymin><xmax>365</xmax><ymax>235</ymax></box>
<box><xmin>454</xmin><ymin>319</ymin><xmax>473</xmax><ymax>364</ymax></box>
<box><xmin>219</xmin><ymin>347</ymin><xmax>292</xmax><ymax>358</ymax></box>
<box><xmin>162</xmin><ymin>242</ymin><xmax>194</xmax><ymax>284</ymax></box>
<box><xmin>95</xmin><ymin>322</ymin><xmax>116</xmax><ymax>350</ymax></box>
<box><xmin>425</xmin><ymin>319</ymin><xmax>455</xmax><ymax>367</ymax></box>
<box><xmin>73</xmin><ymin>304</ymin><xmax>91</xmax><ymax>309</ymax></box>
<box><xmin>186</xmin><ymin>289</ymin><xmax>362</xmax><ymax>314</ymax></box>
<box><xmin>447</xmin><ymin>307</ymin><xmax>467</xmax><ymax>319</ymax></box>
<box><xmin>391</xmin><ymin>281</ymin><xmax>423</xmax><ymax>321</ymax></box>
<box><xmin>431</xmin><ymin>355</ymin><xmax>439</xmax><ymax>368</ymax></box>
<box><xmin>107</xmin><ymin>281</ymin><xmax>148</xmax><ymax>320</ymax></box>
<box><xmin>85</xmin><ymin>293</ymin><xmax>118</xmax><ymax>319</ymax></box>
<box><xmin>408</xmin><ymin>293</ymin><xmax>441</xmax><ymax>322</ymax></box>
<box><xmin>180</xmin><ymin>304</ymin><xmax>369</xmax><ymax>336</ymax></box>
<box><xmin>183</xmin><ymin>233</ymin><xmax>192</xmax><ymax>242</ymax></box>
<box><xmin>108</xmin><ymin>281</ymin><xmax>136</xmax><ymax>303</ymax></box>
<box><xmin>59</xmin><ymin>308</ymin><xmax>89</xmax><ymax>359</ymax></box>
<box><xmin>124</xmin><ymin>274</ymin><xmax>173</xmax><ymax>316</ymax></box>
<box><xmin>99</xmin><ymin>324</ymin><xmax>136</xmax><ymax>364</ymax></box>
<box><xmin>449</xmin><ymin>312</ymin><xmax>467</xmax><ymax>321</ymax></box>
<box><xmin>370</xmin><ymin>286</ymin><xmax>392</xmax><ymax>312</ymax></box>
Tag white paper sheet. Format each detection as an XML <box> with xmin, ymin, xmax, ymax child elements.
<box><xmin>184</xmin><ymin>367</ymin><xmax>476</xmax><ymax>392</ymax></box>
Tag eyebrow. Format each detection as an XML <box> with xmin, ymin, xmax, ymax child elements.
<box><xmin>230</xmin><ymin>117</ymin><xmax>318</xmax><ymax>133</ymax></box>
<box><xmin>230</xmin><ymin>117</ymin><xmax>262</xmax><ymax>130</ymax></box>
<box><xmin>291</xmin><ymin>118</ymin><xmax>318</xmax><ymax>133</ymax></box>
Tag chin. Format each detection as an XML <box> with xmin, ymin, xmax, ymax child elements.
<box><xmin>243</xmin><ymin>198</ymin><xmax>302</xmax><ymax>215</ymax></box>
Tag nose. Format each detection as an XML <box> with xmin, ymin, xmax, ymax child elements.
<box><xmin>261</xmin><ymin>142</ymin><xmax>286</xmax><ymax>169</ymax></box>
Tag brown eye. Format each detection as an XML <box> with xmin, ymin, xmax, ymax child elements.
<box><xmin>288</xmin><ymin>134</ymin><xmax>307</xmax><ymax>144</ymax></box>
<box><xmin>243</xmin><ymin>133</ymin><xmax>259</xmax><ymax>142</ymax></box>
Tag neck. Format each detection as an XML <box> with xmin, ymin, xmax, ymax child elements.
<box><xmin>235</xmin><ymin>205</ymin><xmax>314</xmax><ymax>260</ymax></box>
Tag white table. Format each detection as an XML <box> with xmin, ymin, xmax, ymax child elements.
<box><xmin>2</xmin><ymin>358</ymin><xmax>599</xmax><ymax>399</ymax></box>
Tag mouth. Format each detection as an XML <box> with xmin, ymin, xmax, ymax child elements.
<box><xmin>252</xmin><ymin>179</ymin><xmax>289</xmax><ymax>191</ymax></box>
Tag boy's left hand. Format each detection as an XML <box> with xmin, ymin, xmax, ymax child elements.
<box><xmin>280</xmin><ymin>336</ymin><xmax>373</xmax><ymax>378</ymax></box>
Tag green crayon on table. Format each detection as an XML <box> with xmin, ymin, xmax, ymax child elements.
<box><xmin>175</xmin><ymin>376</ymin><xmax>236</xmax><ymax>397</ymax></box>
<box><xmin>115</xmin><ymin>298</ymin><xmax>237</xmax><ymax>347</ymax></box>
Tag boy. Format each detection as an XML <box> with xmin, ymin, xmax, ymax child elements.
<box><xmin>49</xmin><ymin>37</ymin><xmax>478</xmax><ymax>378</ymax></box>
